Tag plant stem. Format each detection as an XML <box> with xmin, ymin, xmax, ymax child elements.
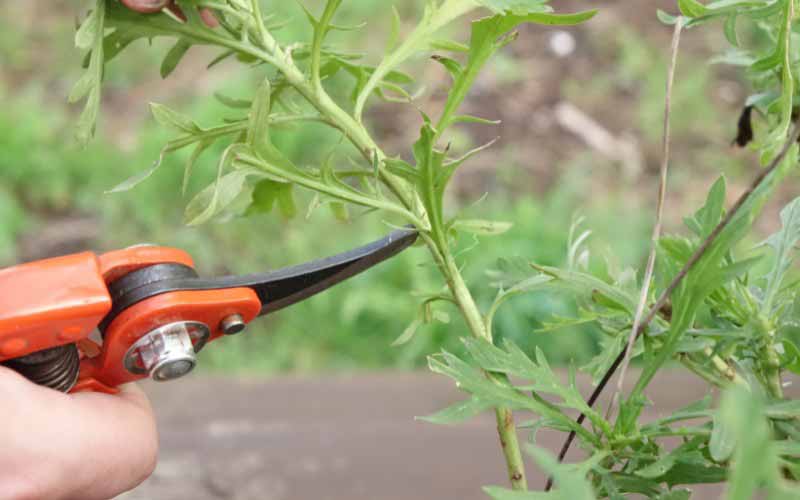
<box><xmin>755</xmin><ymin>315</ymin><xmax>784</xmax><ymax>399</ymax></box>
<box><xmin>495</xmin><ymin>405</ymin><xmax>528</xmax><ymax>489</ymax></box>
<box><xmin>439</xmin><ymin>243</ymin><xmax>528</xmax><ymax>490</ymax></box>
<box><xmin>210</xmin><ymin>8</ymin><xmax>530</xmax><ymax>489</ymax></box>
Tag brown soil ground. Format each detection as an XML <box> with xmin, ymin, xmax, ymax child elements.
<box><xmin>119</xmin><ymin>370</ymin><xmax>746</xmax><ymax>499</ymax></box>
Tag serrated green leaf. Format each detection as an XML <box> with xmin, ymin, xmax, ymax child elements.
<box><xmin>581</xmin><ymin>333</ymin><xmax>640</xmax><ymax>384</ymax></box>
<box><xmin>73</xmin><ymin>0</ymin><xmax>106</xmax><ymax>146</ymax></box>
<box><xmin>486</xmin><ymin>452</ymin><xmax>601</xmax><ymax>499</ymax></box>
<box><xmin>392</xmin><ymin>318</ymin><xmax>422</xmax><ymax>346</ymax></box>
<box><xmin>535</xmin><ymin>265</ymin><xmax>637</xmax><ymax>313</ymax></box>
<box><xmin>106</xmin><ymin>150</ymin><xmax>167</xmax><ymax>194</ymax></box>
<box><xmin>383</xmin><ymin>157</ymin><xmax>419</xmax><ymax>183</ymax></box>
<box><xmin>247</xmin><ymin>78</ymin><xmax>273</xmax><ymax>158</ymax></box>
<box><xmin>764</xmin><ymin>399</ymin><xmax>800</xmax><ymax>419</ymax></box>
<box><xmin>431</xmin><ymin>54</ymin><xmax>463</xmax><ymax>81</ymax></box>
<box><xmin>429</xmin><ymin>38</ymin><xmax>470</xmax><ymax>53</ymax></box>
<box><xmin>437</xmin><ymin>8</ymin><xmax>597</xmax><ymax>132</ymax></box>
<box><xmin>427</xmin><ymin>349</ymin><xmax>596</xmax><ymax>443</ymax></box>
<box><xmin>385</xmin><ymin>6</ymin><xmax>402</xmax><ymax>55</ymax></box>
<box><xmin>418</xmin><ymin>395</ymin><xmax>491</xmax><ymax>424</ymax></box>
<box><xmin>463</xmin><ymin>338</ymin><xmax>612</xmax><ymax>436</ymax></box>
<box><xmin>656</xmin><ymin>9</ymin><xmax>681</xmax><ymax>25</ymax></box>
<box><xmin>75</xmin><ymin>7</ymin><xmax>101</xmax><ymax>50</ymax></box>
<box><xmin>214</xmin><ymin>93</ymin><xmax>252</xmax><ymax>109</ymax></box>
<box><xmin>328</xmin><ymin>201</ymin><xmax>348</xmax><ymax>221</ymax></box>
<box><xmin>475</xmin><ymin>0</ymin><xmax>554</xmax><ymax>15</ymax></box>
<box><xmin>525</xmin><ymin>445</ymin><xmax>602</xmax><ymax>499</ymax></box>
<box><xmin>246</xmin><ymin>179</ymin><xmax>291</xmax><ymax>215</ymax></box>
<box><xmin>631</xmin><ymin>144</ymin><xmax>797</xmax><ymax>400</ymax></box>
<box><xmin>659</xmin><ymin>462</ymin><xmax>727</xmax><ymax>487</ymax></box>
<box><xmin>451</xmin><ymin>114</ymin><xmax>501</xmax><ymax>125</ymax></box>
<box><xmin>635</xmin><ymin>458</ymin><xmax>676</xmax><ymax>481</ymax></box>
<box><xmin>724</xmin><ymin>14</ymin><xmax>739</xmax><ymax>46</ymax></box>
<box><xmin>678</xmin><ymin>0</ymin><xmax>710</xmax><ymax>18</ymax></box>
<box><xmin>761</xmin><ymin>197</ymin><xmax>800</xmax><ymax>313</ymax></box>
<box><xmin>68</xmin><ymin>71</ymin><xmax>94</xmax><ymax>104</ymax></box>
<box><xmin>710</xmin><ymin>409</ymin><xmax>736</xmax><ymax>461</ymax></box>
<box><xmin>779</xmin><ymin>340</ymin><xmax>800</xmax><ymax>375</ymax></box>
<box><xmin>151</xmin><ymin>102</ymin><xmax>201</xmax><ymax>134</ymax></box>
<box><xmin>451</xmin><ymin>219</ymin><xmax>512</xmax><ymax>236</ymax></box>
<box><xmin>161</xmin><ymin>38</ymin><xmax>192</xmax><ymax>78</ymax></box>
<box><xmin>685</xmin><ymin>176</ymin><xmax>726</xmax><ymax>237</ymax></box>
<box><xmin>100</xmin><ymin>29</ymin><xmax>143</xmax><ymax>65</ymax></box>
<box><xmin>182</xmin><ymin>138</ymin><xmax>213</xmax><ymax>195</ymax></box>
<box><xmin>354</xmin><ymin>0</ymin><xmax>476</xmax><ymax>119</ymax></box>
<box><xmin>276</xmin><ymin>183</ymin><xmax>297</xmax><ymax>218</ymax></box>
<box><xmin>185</xmin><ymin>144</ymin><xmax>260</xmax><ymax>225</ymax></box>
<box><xmin>720</xmin><ymin>385</ymin><xmax>777</xmax><ymax>499</ymax></box>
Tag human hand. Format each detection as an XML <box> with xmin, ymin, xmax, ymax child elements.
<box><xmin>120</xmin><ymin>0</ymin><xmax>218</xmax><ymax>27</ymax></box>
<box><xmin>0</xmin><ymin>367</ymin><xmax>158</xmax><ymax>500</ymax></box>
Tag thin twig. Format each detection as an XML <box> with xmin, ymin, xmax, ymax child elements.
<box><xmin>546</xmin><ymin>123</ymin><xmax>800</xmax><ymax>491</ymax></box>
<box><xmin>611</xmin><ymin>21</ymin><xmax>683</xmax><ymax>418</ymax></box>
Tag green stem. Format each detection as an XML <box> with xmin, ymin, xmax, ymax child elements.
<box><xmin>755</xmin><ymin>315</ymin><xmax>784</xmax><ymax>399</ymax></box>
<box><xmin>495</xmin><ymin>405</ymin><xmax>528</xmax><ymax>490</ymax></box>
<box><xmin>438</xmin><ymin>244</ymin><xmax>528</xmax><ymax>490</ymax></box>
<box><xmin>179</xmin><ymin>7</ymin><xmax>529</xmax><ymax>490</ymax></box>
<box><xmin>352</xmin><ymin>0</ymin><xmax>475</xmax><ymax>122</ymax></box>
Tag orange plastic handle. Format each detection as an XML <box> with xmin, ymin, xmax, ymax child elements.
<box><xmin>0</xmin><ymin>246</ymin><xmax>260</xmax><ymax>393</ymax></box>
<box><xmin>80</xmin><ymin>287</ymin><xmax>261</xmax><ymax>388</ymax></box>
<box><xmin>0</xmin><ymin>252</ymin><xmax>111</xmax><ymax>361</ymax></box>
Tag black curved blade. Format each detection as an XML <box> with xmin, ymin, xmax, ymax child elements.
<box><xmin>101</xmin><ymin>227</ymin><xmax>418</xmax><ymax>328</ymax></box>
<box><xmin>236</xmin><ymin>227</ymin><xmax>418</xmax><ymax>315</ymax></box>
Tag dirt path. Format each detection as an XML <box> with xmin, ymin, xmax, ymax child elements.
<box><xmin>120</xmin><ymin>370</ymin><xmax>729</xmax><ymax>500</ymax></box>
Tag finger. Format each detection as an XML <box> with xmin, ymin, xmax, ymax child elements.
<box><xmin>200</xmin><ymin>8</ymin><xmax>220</xmax><ymax>28</ymax></box>
<box><xmin>165</xmin><ymin>3</ymin><xmax>219</xmax><ymax>28</ymax></box>
<box><xmin>67</xmin><ymin>386</ymin><xmax>159</xmax><ymax>500</ymax></box>
<box><xmin>0</xmin><ymin>370</ymin><xmax>158</xmax><ymax>500</ymax></box>
<box><xmin>120</xmin><ymin>0</ymin><xmax>170</xmax><ymax>13</ymax></box>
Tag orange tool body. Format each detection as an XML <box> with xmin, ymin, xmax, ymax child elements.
<box><xmin>0</xmin><ymin>229</ymin><xmax>416</xmax><ymax>393</ymax></box>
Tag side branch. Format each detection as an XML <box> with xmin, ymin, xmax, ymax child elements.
<box><xmin>551</xmin><ymin>124</ymin><xmax>800</xmax><ymax>476</ymax></box>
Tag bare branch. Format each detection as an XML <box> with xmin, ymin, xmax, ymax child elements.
<box><xmin>611</xmin><ymin>20</ymin><xmax>683</xmax><ymax>419</ymax></box>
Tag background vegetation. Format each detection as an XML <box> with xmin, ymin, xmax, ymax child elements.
<box><xmin>0</xmin><ymin>0</ymin><xmax>787</xmax><ymax>374</ymax></box>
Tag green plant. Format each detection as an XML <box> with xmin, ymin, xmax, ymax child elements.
<box><xmin>69</xmin><ymin>0</ymin><xmax>800</xmax><ymax>497</ymax></box>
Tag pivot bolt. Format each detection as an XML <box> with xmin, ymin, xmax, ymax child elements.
<box><xmin>220</xmin><ymin>314</ymin><xmax>246</xmax><ymax>335</ymax></box>
<box><xmin>124</xmin><ymin>321</ymin><xmax>210</xmax><ymax>381</ymax></box>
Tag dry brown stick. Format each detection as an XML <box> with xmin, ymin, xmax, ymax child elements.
<box><xmin>545</xmin><ymin>124</ymin><xmax>800</xmax><ymax>491</ymax></box>
<box><xmin>611</xmin><ymin>21</ymin><xmax>683</xmax><ymax>418</ymax></box>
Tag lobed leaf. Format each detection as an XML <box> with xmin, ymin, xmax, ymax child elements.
<box><xmin>761</xmin><ymin>197</ymin><xmax>800</xmax><ymax>313</ymax></box>
<box><xmin>161</xmin><ymin>38</ymin><xmax>192</xmax><ymax>78</ymax></box>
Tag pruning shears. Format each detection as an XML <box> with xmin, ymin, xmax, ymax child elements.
<box><xmin>0</xmin><ymin>227</ymin><xmax>417</xmax><ymax>394</ymax></box>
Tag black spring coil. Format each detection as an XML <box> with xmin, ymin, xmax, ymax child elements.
<box><xmin>1</xmin><ymin>344</ymin><xmax>80</xmax><ymax>392</ymax></box>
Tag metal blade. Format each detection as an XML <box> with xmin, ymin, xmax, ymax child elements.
<box><xmin>100</xmin><ymin>227</ymin><xmax>418</xmax><ymax>328</ymax></box>
<box><xmin>233</xmin><ymin>227</ymin><xmax>417</xmax><ymax>315</ymax></box>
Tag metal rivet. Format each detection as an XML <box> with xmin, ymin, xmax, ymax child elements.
<box><xmin>123</xmin><ymin>321</ymin><xmax>209</xmax><ymax>381</ymax></box>
<box><xmin>220</xmin><ymin>314</ymin><xmax>246</xmax><ymax>335</ymax></box>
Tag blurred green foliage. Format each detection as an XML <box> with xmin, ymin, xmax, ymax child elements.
<box><xmin>0</xmin><ymin>79</ymin><xmax>650</xmax><ymax>372</ymax></box>
<box><xmin>6</xmin><ymin>0</ymin><xmax>732</xmax><ymax>375</ymax></box>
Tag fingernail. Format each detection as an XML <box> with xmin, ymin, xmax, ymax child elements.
<box><xmin>121</xmin><ymin>0</ymin><xmax>171</xmax><ymax>14</ymax></box>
